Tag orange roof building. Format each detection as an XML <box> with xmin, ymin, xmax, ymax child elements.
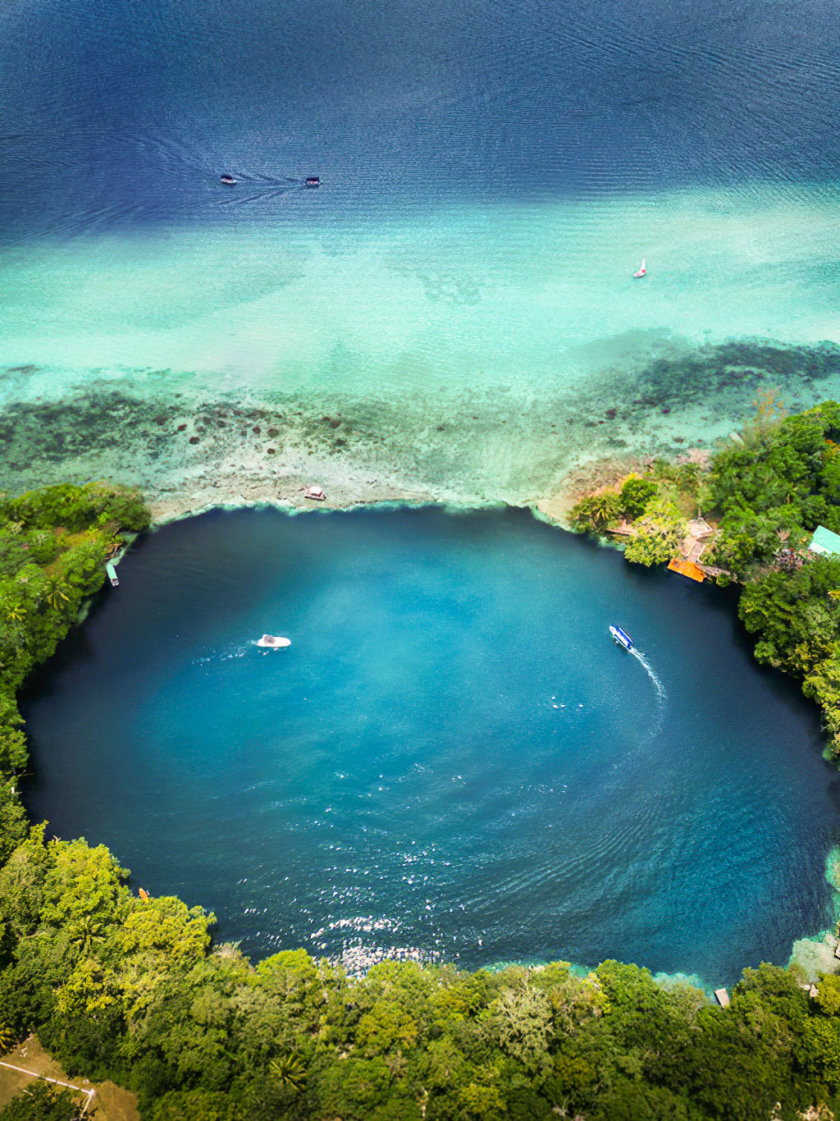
<box><xmin>667</xmin><ymin>557</ymin><xmax>706</xmax><ymax>582</ymax></box>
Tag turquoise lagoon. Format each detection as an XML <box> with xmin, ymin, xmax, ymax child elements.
<box><xmin>22</xmin><ymin>507</ymin><xmax>840</xmax><ymax>984</ymax></box>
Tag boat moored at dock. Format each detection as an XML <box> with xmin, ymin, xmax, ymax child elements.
<box><xmin>609</xmin><ymin>625</ymin><xmax>633</xmax><ymax>651</ymax></box>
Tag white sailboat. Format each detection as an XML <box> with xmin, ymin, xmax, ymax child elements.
<box><xmin>633</xmin><ymin>258</ymin><xmax>647</xmax><ymax>278</ymax></box>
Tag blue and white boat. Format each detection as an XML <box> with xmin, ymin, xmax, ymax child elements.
<box><xmin>609</xmin><ymin>625</ymin><xmax>633</xmax><ymax>651</ymax></box>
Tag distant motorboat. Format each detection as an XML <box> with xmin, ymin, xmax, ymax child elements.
<box><xmin>220</xmin><ymin>174</ymin><xmax>237</xmax><ymax>185</ymax></box>
<box><xmin>609</xmin><ymin>625</ymin><xmax>634</xmax><ymax>651</ymax></box>
<box><xmin>633</xmin><ymin>258</ymin><xmax>647</xmax><ymax>278</ymax></box>
<box><xmin>257</xmin><ymin>634</ymin><xmax>291</xmax><ymax>648</ymax></box>
<box><xmin>304</xmin><ymin>176</ymin><xmax>321</xmax><ymax>188</ymax></box>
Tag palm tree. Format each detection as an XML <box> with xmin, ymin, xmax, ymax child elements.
<box><xmin>45</xmin><ymin>580</ymin><xmax>70</xmax><ymax>610</ymax></box>
<box><xmin>587</xmin><ymin>492</ymin><xmax>620</xmax><ymax>530</ymax></box>
<box><xmin>269</xmin><ymin>1053</ymin><xmax>307</xmax><ymax>1094</ymax></box>
<box><xmin>68</xmin><ymin>914</ymin><xmax>105</xmax><ymax>953</ymax></box>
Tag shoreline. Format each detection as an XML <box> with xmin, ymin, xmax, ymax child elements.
<box><xmin>144</xmin><ymin>452</ymin><xmax>647</xmax><ymax>530</ymax></box>
<box><xmin>7</xmin><ymin>335</ymin><xmax>840</xmax><ymax>533</ymax></box>
<box><xmin>0</xmin><ymin>380</ymin><xmax>673</xmax><ymax>531</ymax></box>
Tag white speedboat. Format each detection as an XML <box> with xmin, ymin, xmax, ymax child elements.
<box><xmin>257</xmin><ymin>634</ymin><xmax>291</xmax><ymax>648</ymax></box>
<box><xmin>609</xmin><ymin>625</ymin><xmax>634</xmax><ymax>651</ymax></box>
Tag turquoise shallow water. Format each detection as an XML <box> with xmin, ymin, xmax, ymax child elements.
<box><xmin>4</xmin><ymin>188</ymin><xmax>840</xmax><ymax>404</ymax></box>
<box><xmin>22</xmin><ymin>508</ymin><xmax>840</xmax><ymax>984</ymax></box>
<box><xmin>6</xmin><ymin>192</ymin><xmax>840</xmax><ymax>515</ymax></box>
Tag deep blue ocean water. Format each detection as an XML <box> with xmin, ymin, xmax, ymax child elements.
<box><xmin>22</xmin><ymin>508</ymin><xmax>840</xmax><ymax>984</ymax></box>
<box><xmin>6</xmin><ymin>0</ymin><xmax>838</xmax><ymax>244</ymax></box>
<box><xmin>3</xmin><ymin>0</ymin><xmax>840</xmax><ymax>241</ymax></box>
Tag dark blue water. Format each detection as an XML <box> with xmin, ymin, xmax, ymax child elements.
<box><xmin>22</xmin><ymin>508</ymin><xmax>840</xmax><ymax>983</ymax></box>
<box><xmin>3</xmin><ymin>0</ymin><xmax>840</xmax><ymax>240</ymax></box>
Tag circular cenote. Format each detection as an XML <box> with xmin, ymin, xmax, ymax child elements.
<box><xmin>21</xmin><ymin>506</ymin><xmax>840</xmax><ymax>986</ymax></box>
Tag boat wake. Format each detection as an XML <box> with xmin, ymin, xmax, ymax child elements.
<box><xmin>193</xmin><ymin>645</ymin><xmax>249</xmax><ymax>666</ymax></box>
<box><xmin>630</xmin><ymin>648</ymin><xmax>666</xmax><ymax>702</ymax></box>
<box><xmin>627</xmin><ymin>647</ymin><xmax>667</xmax><ymax>739</ymax></box>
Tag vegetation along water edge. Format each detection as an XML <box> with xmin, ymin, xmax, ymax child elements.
<box><xmin>5</xmin><ymin>401</ymin><xmax>840</xmax><ymax>1117</ymax></box>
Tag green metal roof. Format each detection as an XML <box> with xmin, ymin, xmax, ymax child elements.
<box><xmin>808</xmin><ymin>525</ymin><xmax>840</xmax><ymax>556</ymax></box>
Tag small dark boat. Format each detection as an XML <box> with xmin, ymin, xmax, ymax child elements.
<box><xmin>304</xmin><ymin>176</ymin><xmax>320</xmax><ymax>188</ymax></box>
<box><xmin>220</xmin><ymin>174</ymin><xmax>237</xmax><ymax>185</ymax></box>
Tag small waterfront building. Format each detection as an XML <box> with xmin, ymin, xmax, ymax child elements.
<box><xmin>668</xmin><ymin>517</ymin><xmax>715</xmax><ymax>582</ymax></box>
<box><xmin>808</xmin><ymin>525</ymin><xmax>840</xmax><ymax>557</ymax></box>
<box><xmin>714</xmin><ymin>988</ymin><xmax>730</xmax><ymax>1008</ymax></box>
<box><xmin>667</xmin><ymin>557</ymin><xmax>706</xmax><ymax>582</ymax></box>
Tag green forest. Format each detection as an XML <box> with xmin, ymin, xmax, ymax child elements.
<box><xmin>3</xmin><ymin>405</ymin><xmax>840</xmax><ymax>1119</ymax></box>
